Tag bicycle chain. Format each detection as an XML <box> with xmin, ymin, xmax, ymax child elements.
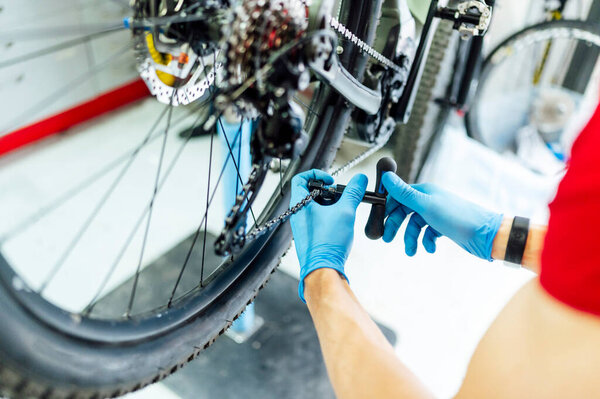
<box><xmin>328</xmin><ymin>16</ymin><xmax>403</xmax><ymax>74</ymax></box>
<box><xmin>235</xmin><ymin>139</ymin><xmax>386</xmax><ymax>247</ymax></box>
<box><xmin>244</xmin><ymin>188</ymin><xmax>321</xmax><ymax>243</ymax></box>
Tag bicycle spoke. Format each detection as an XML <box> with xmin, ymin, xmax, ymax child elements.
<box><xmin>198</xmin><ymin>164</ymin><xmax>213</xmax><ymax>288</ymax></box>
<box><xmin>200</xmin><ymin>46</ymin><xmax>257</xmax><ymax>226</ymax></box>
<box><xmin>217</xmin><ymin>117</ymin><xmax>258</xmax><ymax>225</ymax></box>
<box><xmin>2</xmin><ymin>41</ymin><xmax>133</xmax><ymax>134</ymax></box>
<box><xmin>167</xmin><ymin>114</ymin><xmax>216</xmax><ymax>305</ymax></box>
<box><xmin>293</xmin><ymin>95</ymin><xmax>320</xmax><ymax>117</ymax></box>
<box><xmin>189</xmin><ymin>128</ymin><xmax>245</xmax><ymax>288</ymax></box>
<box><xmin>0</xmin><ymin>103</ymin><xmax>208</xmax><ymax>246</ymax></box>
<box><xmin>236</xmin><ymin>121</ymin><xmax>242</xmax><ymax>199</ymax></box>
<box><xmin>0</xmin><ymin>23</ymin><xmax>125</xmax><ymax>41</ymax></box>
<box><xmin>279</xmin><ymin>158</ymin><xmax>284</xmax><ymax>196</ymax></box>
<box><xmin>83</xmin><ymin>110</ymin><xmax>240</xmax><ymax>315</ymax></box>
<box><xmin>37</xmin><ymin>106</ymin><xmax>172</xmax><ymax>294</ymax></box>
<box><xmin>125</xmin><ymin>95</ymin><xmax>176</xmax><ymax>316</ymax></box>
<box><xmin>0</xmin><ymin>28</ymin><xmax>124</xmax><ymax>70</ymax></box>
<box><xmin>133</xmin><ymin>14</ymin><xmax>214</xmax><ymax>30</ymax></box>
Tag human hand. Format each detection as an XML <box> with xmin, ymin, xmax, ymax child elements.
<box><xmin>290</xmin><ymin>170</ymin><xmax>368</xmax><ymax>302</ymax></box>
<box><xmin>381</xmin><ymin>173</ymin><xmax>503</xmax><ymax>260</ymax></box>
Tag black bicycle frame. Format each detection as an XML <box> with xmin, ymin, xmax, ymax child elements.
<box><xmin>455</xmin><ymin>0</ymin><xmax>495</xmax><ymax>110</ymax></box>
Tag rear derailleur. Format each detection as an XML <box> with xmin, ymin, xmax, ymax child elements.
<box><xmin>213</xmin><ymin>96</ymin><xmax>308</xmax><ymax>257</ymax></box>
<box><xmin>352</xmin><ymin>62</ymin><xmax>409</xmax><ymax>146</ymax></box>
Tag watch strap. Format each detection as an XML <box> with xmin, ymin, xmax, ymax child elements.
<box><xmin>505</xmin><ymin>216</ymin><xmax>530</xmax><ymax>265</ymax></box>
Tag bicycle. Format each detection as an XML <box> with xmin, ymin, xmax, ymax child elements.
<box><xmin>398</xmin><ymin>0</ymin><xmax>600</xmax><ymax>181</ymax></box>
<box><xmin>0</xmin><ymin>0</ymin><xmax>501</xmax><ymax>397</ymax></box>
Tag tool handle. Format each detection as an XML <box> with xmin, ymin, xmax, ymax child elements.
<box><xmin>365</xmin><ymin>157</ymin><xmax>397</xmax><ymax>240</ymax></box>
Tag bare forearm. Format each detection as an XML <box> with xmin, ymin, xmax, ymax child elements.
<box><xmin>491</xmin><ymin>217</ymin><xmax>547</xmax><ymax>273</ymax></box>
<box><xmin>304</xmin><ymin>269</ymin><xmax>433</xmax><ymax>399</ymax></box>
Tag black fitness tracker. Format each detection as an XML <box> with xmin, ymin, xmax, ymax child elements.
<box><xmin>504</xmin><ymin>216</ymin><xmax>530</xmax><ymax>265</ymax></box>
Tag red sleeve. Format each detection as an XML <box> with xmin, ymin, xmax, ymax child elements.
<box><xmin>540</xmin><ymin>102</ymin><xmax>600</xmax><ymax>316</ymax></box>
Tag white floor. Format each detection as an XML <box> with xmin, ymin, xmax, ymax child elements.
<box><xmin>0</xmin><ymin>102</ymin><xmax>562</xmax><ymax>398</ymax></box>
<box><xmin>0</xmin><ymin>99</ymin><xmax>283</xmax><ymax>312</ymax></box>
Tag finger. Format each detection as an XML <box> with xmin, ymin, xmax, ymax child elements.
<box><xmin>404</xmin><ymin>213</ymin><xmax>427</xmax><ymax>256</ymax></box>
<box><xmin>383</xmin><ymin>206</ymin><xmax>408</xmax><ymax>243</ymax></box>
<box><xmin>422</xmin><ymin>226</ymin><xmax>442</xmax><ymax>254</ymax></box>
<box><xmin>290</xmin><ymin>169</ymin><xmax>334</xmax><ymax>206</ymax></box>
<box><xmin>338</xmin><ymin>173</ymin><xmax>368</xmax><ymax>210</ymax></box>
<box><xmin>386</xmin><ymin>196</ymin><xmax>400</xmax><ymax>216</ymax></box>
<box><xmin>381</xmin><ymin>172</ymin><xmax>428</xmax><ymax>214</ymax></box>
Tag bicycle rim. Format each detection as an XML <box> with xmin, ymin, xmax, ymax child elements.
<box><xmin>465</xmin><ymin>20</ymin><xmax>600</xmax><ymax>175</ymax></box>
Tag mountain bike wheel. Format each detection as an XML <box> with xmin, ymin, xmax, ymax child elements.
<box><xmin>0</xmin><ymin>1</ymin><xmax>383</xmax><ymax>397</ymax></box>
<box><xmin>465</xmin><ymin>20</ymin><xmax>600</xmax><ymax>174</ymax></box>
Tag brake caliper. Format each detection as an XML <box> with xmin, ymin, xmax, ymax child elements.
<box><xmin>131</xmin><ymin>0</ymin><xmax>227</xmax><ymax>105</ymax></box>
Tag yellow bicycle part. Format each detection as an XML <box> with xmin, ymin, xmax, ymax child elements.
<box><xmin>532</xmin><ymin>11</ymin><xmax>563</xmax><ymax>85</ymax></box>
<box><xmin>145</xmin><ymin>33</ymin><xmax>177</xmax><ymax>86</ymax></box>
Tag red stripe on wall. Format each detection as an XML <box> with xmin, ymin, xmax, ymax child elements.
<box><xmin>0</xmin><ymin>78</ymin><xmax>150</xmax><ymax>157</ymax></box>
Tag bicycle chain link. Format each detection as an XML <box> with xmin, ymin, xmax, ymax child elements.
<box><xmin>328</xmin><ymin>16</ymin><xmax>403</xmax><ymax>74</ymax></box>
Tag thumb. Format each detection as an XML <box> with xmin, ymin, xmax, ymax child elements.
<box><xmin>339</xmin><ymin>173</ymin><xmax>368</xmax><ymax>210</ymax></box>
<box><xmin>381</xmin><ymin>172</ymin><xmax>428</xmax><ymax>213</ymax></box>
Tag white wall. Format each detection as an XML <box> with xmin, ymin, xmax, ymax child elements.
<box><xmin>1</xmin><ymin>0</ymin><xmax>595</xmax><ymax>133</ymax></box>
<box><xmin>0</xmin><ymin>0</ymin><xmax>138</xmax><ymax>133</ymax></box>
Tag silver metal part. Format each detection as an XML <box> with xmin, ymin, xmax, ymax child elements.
<box><xmin>221</xmin><ymin>0</ymin><xmax>309</xmax><ymax>115</ymax></box>
<box><xmin>457</xmin><ymin>1</ymin><xmax>492</xmax><ymax>40</ymax></box>
<box><xmin>244</xmin><ymin>188</ymin><xmax>321</xmax><ymax>243</ymax></box>
<box><xmin>396</xmin><ymin>0</ymin><xmax>416</xmax><ymax>59</ymax></box>
<box><xmin>328</xmin><ymin>140</ymin><xmax>386</xmax><ymax>178</ymax></box>
<box><xmin>132</xmin><ymin>13</ymin><xmax>223</xmax><ymax>107</ymax></box>
<box><xmin>309</xmin><ymin>49</ymin><xmax>383</xmax><ymax>115</ymax></box>
<box><xmin>137</xmin><ymin>57</ymin><xmax>222</xmax><ymax>106</ymax></box>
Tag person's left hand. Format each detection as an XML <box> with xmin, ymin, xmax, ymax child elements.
<box><xmin>290</xmin><ymin>170</ymin><xmax>368</xmax><ymax>302</ymax></box>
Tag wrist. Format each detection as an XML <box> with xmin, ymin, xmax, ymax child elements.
<box><xmin>303</xmin><ymin>268</ymin><xmax>348</xmax><ymax>304</ymax></box>
<box><xmin>491</xmin><ymin>217</ymin><xmax>545</xmax><ymax>272</ymax></box>
<box><xmin>491</xmin><ymin>216</ymin><xmax>513</xmax><ymax>261</ymax></box>
<box><xmin>475</xmin><ymin>212</ymin><xmax>504</xmax><ymax>261</ymax></box>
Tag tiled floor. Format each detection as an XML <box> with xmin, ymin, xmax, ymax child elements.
<box><xmin>0</xmin><ymin>101</ymin><xmax>562</xmax><ymax>398</ymax></box>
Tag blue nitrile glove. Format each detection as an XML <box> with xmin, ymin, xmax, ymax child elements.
<box><xmin>290</xmin><ymin>170</ymin><xmax>368</xmax><ymax>302</ymax></box>
<box><xmin>381</xmin><ymin>172</ymin><xmax>503</xmax><ymax>260</ymax></box>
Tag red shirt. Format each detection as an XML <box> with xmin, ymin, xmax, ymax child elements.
<box><xmin>540</xmin><ymin>102</ymin><xmax>600</xmax><ymax>316</ymax></box>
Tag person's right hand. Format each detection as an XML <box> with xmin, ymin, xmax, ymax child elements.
<box><xmin>381</xmin><ymin>172</ymin><xmax>503</xmax><ymax>260</ymax></box>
